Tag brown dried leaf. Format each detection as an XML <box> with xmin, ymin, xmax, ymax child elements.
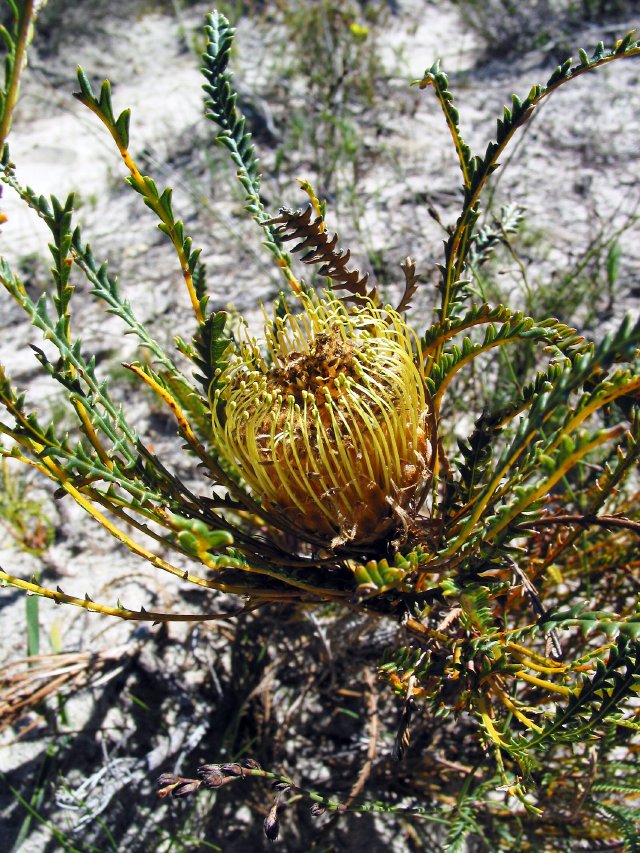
<box><xmin>396</xmin><ymin>257</ymin><xmax>420</xmax><ymax>313</ymax></box>
<box><xmin>264</xmin><ymin>205</ymin><xmax>374</xmax><ymax>302</ymax></box>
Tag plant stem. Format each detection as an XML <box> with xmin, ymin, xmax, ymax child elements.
<box><xmin>0</xmin><ymin>0</ymin><xmax>36</xmax><ymax>148</ymax></box>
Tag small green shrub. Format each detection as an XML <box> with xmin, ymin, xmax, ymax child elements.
<box><xmin>453</xmin><ymin>0</ymin><xmax>639</xmax><ymax>59</ymax></box>
<box><xmin>0</xmin><ymin>459</ymin><xmax>53</xmax><ymax>554</ymax></box>
<box><xmin>1</xmin><ymin>3</ymin><xmax>639</xmax><ymax>849</ymax></box>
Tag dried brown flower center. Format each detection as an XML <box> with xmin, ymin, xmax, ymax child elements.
<box><xmin>267</xmin><ymin>333</ymin><xmax>357</xmax><ymax>404</ymax></box>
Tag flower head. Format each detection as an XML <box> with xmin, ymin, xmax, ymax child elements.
<box><xmin>213</xmin><ymin>292</ymin><xmax>432</xmax><ymax>547</ymax></box>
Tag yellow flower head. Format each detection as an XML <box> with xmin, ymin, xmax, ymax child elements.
<box><xmin>212</xmin><ymin>292</ymin><xmax>433</xmax><ymax>547</ymax></box>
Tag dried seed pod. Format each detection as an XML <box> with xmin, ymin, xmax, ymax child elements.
<box><xmin>172</xmin><ymin>779</ymin><xmax>201</xmax><ymax>798</ymax></box>
<box><xmin>220</xmin><ymin>762</ymin><xmax>244</xmax><ymax>777</ymax></box>
<box><xmin>263</xmin><ymin>802</ymin><xmax>280</xmax><ymax>842</ymax></box>
<box><xmin>241</xmin><ymin>758</ymin><xmax>261</xmax><ymax>770</ymax></box>
<box><xmin>156</xmin><ymin>774</ymin><xmax>182</xmax><ymax>799</ymax></box>
<box><xmin>197</xmin><ymin>765</ymin><xmax>225</xmax><ymax>788</ymax></box>
<box><xmin>310</xmin><ymin>803</ymin><xmax>326</xmax><ymax>817</ymax></box>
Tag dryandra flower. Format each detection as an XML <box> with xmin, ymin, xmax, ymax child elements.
<box><xmin>212</xmin><ymin>292</ymin><xmax>433</xmax><ymax>547</ymax></box>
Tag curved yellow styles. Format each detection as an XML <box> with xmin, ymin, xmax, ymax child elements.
<box><xmin>212</xmin><ymin>292</ymin><xmax>433</xmax><ymax>546</ymax></box>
